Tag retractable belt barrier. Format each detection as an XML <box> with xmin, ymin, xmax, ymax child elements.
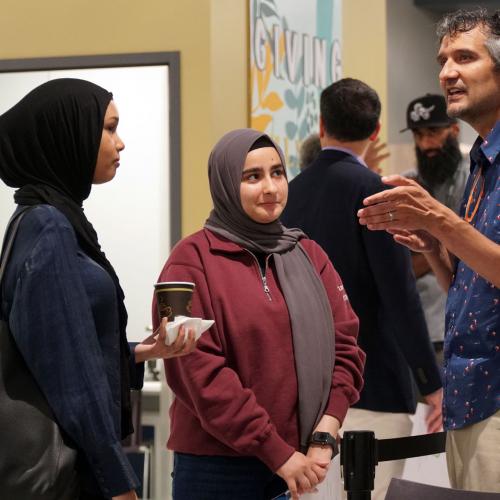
<box><xmin>340</xmin><ymin>430</ymin><xmax>447</xmax><ymax>500</ymax></box>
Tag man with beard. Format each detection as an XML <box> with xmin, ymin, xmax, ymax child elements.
<box><xmin>358</xmin><ymin>8</ymin><xmax>500</xmax><ymax>490</ymax></box>
<box><xmin>402</xmin><ymin>94</ymin><xmax>469</xmax><ymax>362</ymax></box>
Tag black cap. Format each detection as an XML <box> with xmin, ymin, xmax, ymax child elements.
<box><xmin>400</xmin><ymin>94</ymin><xmax>456</xmax><ymax>133</ymax></box>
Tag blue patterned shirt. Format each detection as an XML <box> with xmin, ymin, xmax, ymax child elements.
<box><xmin>443</xmin><ymin>120</ymin><xmax>500</xmax><ymax>430</ymax></box>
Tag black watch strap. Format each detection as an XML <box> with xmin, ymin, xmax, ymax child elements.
<box><xmin>308</xmin><ymin>431</ymin><xmax>339</xmax><ymax>457</ymax></box>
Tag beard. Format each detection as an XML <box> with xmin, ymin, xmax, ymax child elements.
<box><xmin>415</xmin><ymin>134</ymin><xmax>462</xmax><ymax>189</ymax></box>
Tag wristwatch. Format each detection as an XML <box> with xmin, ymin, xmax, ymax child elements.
<box><xmin>309</xmin><ymin>431</ymin><xmax>339</xmax><ymax>457</ymax></box>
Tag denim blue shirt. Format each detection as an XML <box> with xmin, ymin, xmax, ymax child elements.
<box><xmin>443</xmin><ymin>120</ymin><xmax>500</xmax><ymax>430</ymax></box>
<box><xmin>0</xmin><ymin>205</ymin><xmax>144</xmax><ymax>497</ymax></box>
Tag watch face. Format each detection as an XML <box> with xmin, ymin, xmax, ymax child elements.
<box><xmin>309</xmin><ymin>432</ymin><xmax>339</xmax><ymax>457</ymax></box>
<box><xmin>316</xmin><ymin>432</ymin><xmax>329</xmax><ymax>443</ymax></box>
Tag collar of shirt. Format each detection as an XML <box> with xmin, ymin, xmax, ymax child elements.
<box><xmin>321</xmin><ymin>146</ymin><xmax>369</xmax><ymax>168</ymax></box>
<box><xmin>469</xmin><ymin>119</ymin><xmax>500</xmax><ymax>173</ymax></box>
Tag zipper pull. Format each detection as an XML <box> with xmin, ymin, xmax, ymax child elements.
<box><xmin>262</xmin><ymin>275</ymin><xmax>272</xmax><ymax>301</ymax></box>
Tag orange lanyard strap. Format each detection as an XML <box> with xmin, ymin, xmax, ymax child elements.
<box><xmin>464</xmin><ymin>166</ymin><xmax>484</xmax><ymax>223</ymax></box>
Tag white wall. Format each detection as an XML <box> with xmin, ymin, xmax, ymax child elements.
<box><xmin>386</xmin><ymin>0</ymin><xmax>477</xmax><ymax>174</ymax></box>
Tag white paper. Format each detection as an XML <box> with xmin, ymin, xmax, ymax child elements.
<box><xmin>401</xmin><ymin>402</ymin><xmax>450</xmax><ymax>488</ymax></box>
<box><xmin>164</xmin><ymin>315</ymin><xmax>214</xmax><ymax>345</ymax></box>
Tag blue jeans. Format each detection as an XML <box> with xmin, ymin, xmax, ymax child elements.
<box><xmin>172</xmin><ymin>453</ymin><xmax>288</xmax><ymax>499</ymax></box>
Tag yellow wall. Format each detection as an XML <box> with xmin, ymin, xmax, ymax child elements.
<box><xmin>0</xmin><ymin>0</ymin><xmax>247</xmax><ymax>237</ymax></box>
<box><xmin>0</xmin><ymin>0</ymin><xmax>387</xmax><ymax>234</ymax></box>
<box><xmin>343</xmin><ymin>0</ymin><xmax>388</xmax><ymax>145</ymax></box>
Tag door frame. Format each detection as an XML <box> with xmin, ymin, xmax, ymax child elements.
<box><xmin>0</xmin><ymin>52</ymin><xmax>182</xmax><ymax>245</ymax></box>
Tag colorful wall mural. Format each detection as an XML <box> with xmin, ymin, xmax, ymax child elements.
<box><xmin>250</xmin><ymin>0</ymin><xmax>342</xmax><ymax>177</ymax></box>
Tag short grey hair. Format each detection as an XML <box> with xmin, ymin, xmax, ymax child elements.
<box><xmin>299</xmin><ymin>133</ymin><xmax>321</xmax><ymax>171</ymax></box>
<box><xmin>436</xmin><ymin>8</ymin><xmax>500</xmax><ymax>70</ymax></box>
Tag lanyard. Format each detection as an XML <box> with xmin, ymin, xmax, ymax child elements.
<box><xmin>463</xmin><ymin>166</ymin><xmax>484</xmax><ymax>224</ymax></box>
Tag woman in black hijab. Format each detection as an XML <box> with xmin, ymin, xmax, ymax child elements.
<box><xmin>154</xmin><ymin>129</ymin><xmax>365</xmax><ymax>500</ymax></box>
<box><xmin>0</xmin><ymin>78</ymin><xmax>196</xmax><ymax>500</ymax></box>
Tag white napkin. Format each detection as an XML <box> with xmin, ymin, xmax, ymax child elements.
<box><xmin>164</xmin><ymin>315</ymin><xmax>214</xmax><ymax>345</ymax></box>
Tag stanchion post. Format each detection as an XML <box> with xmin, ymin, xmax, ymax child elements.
<box><xmin>341</xmin><ymin>430</ymin><xmax>377</xmax><ymax>500</ymax></box>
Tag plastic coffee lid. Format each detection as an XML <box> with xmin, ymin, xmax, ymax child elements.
<box><xmin>154</xmin><ymin>281</ymin><xmax>195</xmax><ymax>287</ymax></box>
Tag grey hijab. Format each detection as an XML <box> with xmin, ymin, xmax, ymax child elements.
<box><xmin>205</xmin><ymin>128</ymin><xmax>335</xmax><ymax>450</ymax></box>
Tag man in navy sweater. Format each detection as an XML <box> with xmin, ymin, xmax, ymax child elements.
<box><xmin>281</xmin><ymin>78</ymin><xmax>443</xmax><ymax>500</ymax></box>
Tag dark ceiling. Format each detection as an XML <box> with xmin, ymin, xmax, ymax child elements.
<box><xmin>414</xmin><ymin>0</ymin><xmax>499</xmax><ymax>13</ymax></box>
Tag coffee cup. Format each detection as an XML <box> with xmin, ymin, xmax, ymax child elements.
<box><xmin>154</xmin><ymin>281</ymin><xmax>195</xmax><ymax>321</ymax></box>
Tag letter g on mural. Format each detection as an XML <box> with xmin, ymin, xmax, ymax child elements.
<box><xmin>250</xmin><ymin>0</ymin><xmax>342</xmax><ymax>177</ymax></box>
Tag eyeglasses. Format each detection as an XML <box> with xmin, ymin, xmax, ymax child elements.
<box><xmin>464</xmin><ymin>166</ymin><xmax>484</xmax><ymax>223</ymax></box>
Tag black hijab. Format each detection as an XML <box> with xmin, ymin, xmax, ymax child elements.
<box><xmin>0</xmin><ymin>78</ymin><xmax>133</xmax><ymax>438</ymax></box>
<box><xmin>205</xmin><ymin>129</ymin><xmax>335</xmax><ymax>450</ymax></box>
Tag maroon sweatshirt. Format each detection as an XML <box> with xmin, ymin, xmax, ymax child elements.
<box><xmin>153</xmin><ymin>229</ymin><xmax>365</xmax><ymax>472</ymax></box>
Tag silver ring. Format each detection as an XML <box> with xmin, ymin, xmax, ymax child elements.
<box><xmin>389</xmin><ymin>211</ymin><xmax>394</xmax><ymax>221</ymax></box>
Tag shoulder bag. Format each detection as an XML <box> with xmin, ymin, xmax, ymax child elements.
<box><xmin>0</xmin><ymin>208</ymin><xmax>80</xmax><ymax>500</ymax></box>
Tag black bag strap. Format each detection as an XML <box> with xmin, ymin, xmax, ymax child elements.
<box><xmin>0</xmin><ymin>208</ymin><xmax>32</xmax><ymax>288</ymax></box>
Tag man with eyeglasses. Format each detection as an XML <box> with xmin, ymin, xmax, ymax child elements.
<box><xmin>358</xmin><ymin>8</ymin><xmax>500</xmax><ymax>493</ymax></box>
<box><xmin>402</xmin><ymin>94</ymin><xmax>469</xmax><ymax>365</ymax></box>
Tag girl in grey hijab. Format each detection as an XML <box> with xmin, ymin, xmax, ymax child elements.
<box><xmin>155</xmin><ymin>129</ymin><xmax>364</xmax><ymax>500</ymax></box>
<box><xmin>205</xmin><ymin>129</ymin><xmax>335</xmax><ymax>449</ymax></box>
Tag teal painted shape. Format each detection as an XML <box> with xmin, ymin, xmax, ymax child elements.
<box><xmin>316</xmin><ymin>0</ymin><xmax>333</xmax><ymax>41</ymax></box>
<box><xmin>316</xmin><ymin>0</ymin><xmax>334</xmax><ymax>85</ymax></box>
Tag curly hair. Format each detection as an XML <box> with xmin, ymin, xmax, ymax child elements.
<box><xmin>437</xmin><ymin>8</ymin><xmax>500</xmax><ymax>70</ymax></box>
